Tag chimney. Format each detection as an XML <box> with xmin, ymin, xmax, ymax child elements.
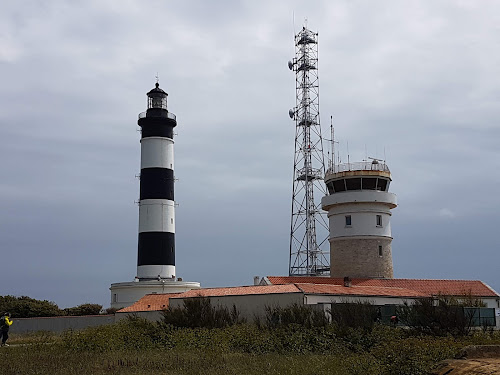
<box><xmin>253</xmin><ymin>276</ymin><xmax>261</xmax><ymax>286</ymax></box>
<box><xmin>343</xmin><ymin>276</ymin><xmax>352</xmax><ymax>287</ymax></box>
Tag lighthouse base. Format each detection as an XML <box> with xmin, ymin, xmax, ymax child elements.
<box><xmin>110</xmin><ymin>279</ymin><xmax>201</xmax><ymax>310</ymax></box>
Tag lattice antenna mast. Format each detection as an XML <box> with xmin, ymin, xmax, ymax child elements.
<box><xmin>287</xmin><ymin>26</ymin><xmax>329</xmax><ymax>276</ymax></box>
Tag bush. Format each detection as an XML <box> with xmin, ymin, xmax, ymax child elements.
<box><xmin>62</xmin><ymin>316</ymin><xmax>165</xmax><ymax>351</ymax></box>
<box><xmin>261</xmin><ymin>303</ymin><xmax>329</xmax><ymax>329</ymax></box>
<box><xmin>64</xmin><ymin>303</ymin><xmax>102</xmax><ymax>316</ymax></box>
<box><xmin>397</xmin><ymin>297</ymin><xmax>476</xmax><ymax>336</ymax></box>
<box><xmin>161</xmin><ymin>297</ymin><xmax>245</xmax><ymax>328</ymax></box>
<box><xmin>329</xmin><ymin>301</ymin><xmax>379</xmax><ymax>332</ymax></box>
<box><xmin>0</xmin><ymin>295</ymin><xmax>62</xmax><ymax>318</ymax></box>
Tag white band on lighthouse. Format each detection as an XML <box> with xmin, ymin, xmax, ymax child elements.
<box><xmin>140</xmin><ymin>137</ymin><xmax>174</xmax><ymax>170</ymax></box>
<box><xmin>139</xmin><ymin>199</ymin><xmax>175</xmax><ymax>233</ymax></box>
<box><xmin>137</xmin><ymin>265</ymin><xmax>176</xmax><ymax>279</ymax></box>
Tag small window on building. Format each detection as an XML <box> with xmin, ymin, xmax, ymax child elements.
<box><xmin>171</xmin><ymin>218</ymin><xmax>173</xmax><ymax>224</ymax></box>
<box><xmin>376</xmin><ymin>215</ymin><xmax>382</xmax><ymax>227</ymax></box>
<box><xmin>378</xmin><ymin>245</ymin><xmax>383</xmax><ymax>257</ymax></box>
<box><xmin>113</xmin><ymin>293</ymin><xmax>117</xmax><ymax>303</ymax></box>
<box><xmin>345</xmin><ymin>215</ymin><xmax>352</xmax><ymax>226</ymax></box>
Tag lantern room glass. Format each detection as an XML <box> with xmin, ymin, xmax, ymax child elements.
<box><xmin>148</xmin><ymin>95</ymin><xmax>167</xmax><ymax>110</ymax></box>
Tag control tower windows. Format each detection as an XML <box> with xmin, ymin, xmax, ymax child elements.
<box><xmin>333</xmin><ymin>179</ymin><xmax>346</xmax><ymax>193</ymax></box>
<box><xmin>326</xmin><ymin>177</ymin><xmax>390</xmax><ymax>194</ymax></box>
<box><xmin>377</xmin><ymin>179</ymin><xmax>388</xmax><ymax>191</ymax></box>
<box><xmin>345</xmin><ymin>178</ymin><xmax>361</xmax><ymax>190</ymax></box>
<box><xmin>376</xmin><ymin>215</ymin><xmax>382</xmax><ymax>227</ymax></box>
<box><xmin>362</xmin><ymin>177</ymin><xmax>377</xmax><ymax>190</ymax></box>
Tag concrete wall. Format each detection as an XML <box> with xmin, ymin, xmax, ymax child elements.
<box><xmin>169</xmin><ymin>293</ymin><xmax>304</xmax><ymax>321</ymax></box>
<box><xmin>10</xmin><ymin>315</ymin><xmax>115</xmax><ymax>334</ymax></box>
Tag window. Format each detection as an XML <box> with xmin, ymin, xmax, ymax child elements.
<box><xmin>345</xmin><ymin>178</ymin><xmax>361</xmax><ymax>191</ymax></box>
<box><xmin>378</xmin><ymin>245</ymin><xmax>383</xmax><ymax>257</ymax></box>
<box><xmin>345</xmin><ymin>215</ymin><xmax>352</xmax><ymax>226</ymax></box>
<box><xmin>376</xmin><ymin>215</ymin><xmax>382</xmax><ymax>227</ymax></box>
<box><xmin>113</xmin><ymin>294</ymin><xmax>117</xmax><ymax>303</ymax></box>
<box><xmin>171</xmin><ymin>218</ymin><xmax>174</xmax><ymax>224</ymax></box>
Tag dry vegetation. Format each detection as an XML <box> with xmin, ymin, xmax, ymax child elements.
<box><xmin>1</xmin><ymin>301</ymin><xmax>499</xmax><ymax>375</ymax></box>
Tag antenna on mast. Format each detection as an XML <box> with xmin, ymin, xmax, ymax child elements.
<box><xmin>287</xmin><ymin>24</ymin><xmax>329</xmax><ymax>276</ymax></box>
<box><xmin>347</xmin><ymin>141</ymin><xmax>350</xmax><ymax>167</ymax></box>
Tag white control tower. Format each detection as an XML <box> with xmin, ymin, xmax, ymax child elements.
<box><xmin>321</xmin><ymin>160</ymin><xmax>397</xmax><ymax>279</ymax></box>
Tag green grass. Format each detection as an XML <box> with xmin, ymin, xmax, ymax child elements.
<box><xmin>2</xmin><ymin>319</ymin><xmax>500</xmax><ymax>375</ymax></box>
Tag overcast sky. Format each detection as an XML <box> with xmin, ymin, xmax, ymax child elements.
<box><xmin>1</xmin><ymin>1</ymin><xmax>499</xmax><ymax>308</ymax></box>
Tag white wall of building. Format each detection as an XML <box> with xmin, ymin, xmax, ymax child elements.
<box><xmin>328</xmin><ymin>203</ymin><xmax>392</xmax><ymax>238</ymax></box>
<box><xmin>110</xmin><ymin>280</ymin><xmax>200</xmax><ymax>309</ymax></box>
<box><xmin>169</xmin><ymin>293</ymin><xmax>304</xmax><ymax>321</ymax></box>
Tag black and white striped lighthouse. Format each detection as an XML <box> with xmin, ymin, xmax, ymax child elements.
<box><xmin>110</xmin><ymin>82</ymin><xmax>200</xmax><ymax>309</ymax></box>
<box><xmin>137</xmin><ymin>82</ymin><xmax>177</xmax><ymax>279</ymax></box>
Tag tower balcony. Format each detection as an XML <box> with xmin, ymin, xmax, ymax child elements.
<box><xmin>138</xmin><ymin>110</ymin><xmax>176</xmax><ymax>121</ymax></box>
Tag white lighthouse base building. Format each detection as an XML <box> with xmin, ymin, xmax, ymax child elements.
<box><xmin>110</xmin><ymin>279</ymin><xmax>200</xmax><ymax>310</ymax></box>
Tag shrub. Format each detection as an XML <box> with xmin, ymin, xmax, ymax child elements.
<box><xmin>0</xmin><ymin>295</ymin><xmax>62</xmax><ymax>318</ymax></box>
<box><xmin>64</xmin><ymin>303</ymin><xmax>103</xmax><ymax>316</ymax></box>
<box><xmin>329</xmin><ymin>301</ymin><xmax>378</xmax><ymax>332</ymax></box>
<box><xmin>397</xmin><ymin>297</ymin><xmax>475</xmax><ymax>336</ymax></box>
<box><xmin>161</xmin><ymin>297</ymin><xmax>245</xmax><ymax>328</ymax></box>
<box><xmin>62</xmin><ymin>315</ymin><xmax>165</xmax><ymax>351</ymax></box>
<box><xmin>262</xmin><ymin>303</ymin><xmax>329</xmax><ymax>329</ymax></box>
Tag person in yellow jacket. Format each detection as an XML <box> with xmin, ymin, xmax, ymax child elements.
<box><xmin>1</xmin><ymin>312</ymin><xmax>13</xmax><ymax>346</ymax></box>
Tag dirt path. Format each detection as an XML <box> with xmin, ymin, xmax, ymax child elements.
<box><xmin>431</xmin><ymin>346</ymin><xmax>500</xmax><ymax>375</ymax></box>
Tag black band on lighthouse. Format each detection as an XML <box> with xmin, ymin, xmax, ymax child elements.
<box><xmin>140</xmin><ymin>168</ymin><xmax>174</xmax><ymax>200</ymax></box>
<box><xmin>137</xmin><ymin>232</ymin><xmax>175</xmax><ymax>266</ymax></box>
<box><xmin>139</xmin><ymin>118</ymin><xmax>176</xmax><ymax>139</ymax></box>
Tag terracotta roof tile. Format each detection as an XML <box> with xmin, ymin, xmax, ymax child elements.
<box><xmin>295</xmin><ymin>283</ymin><xmax>427</xmax><ymax>297</ymax></box>
<box><xmin>171</xmin><ymin>284</ymin><xmax>301</xmax><ymax>299</ymax></box>
<box><xmin>267</xmin><ymin>277</ymin><xmax>499</xmax><ymax>297</ymax></box>
<box><xmin>117</xmin><ymin>293</ymin><xmax>180</xmax><ymax>313</ymax></box>
<box><xmin>118</xmin><ymin>285</ymin><xmax>302</xmax><ymax>313</ymax></box>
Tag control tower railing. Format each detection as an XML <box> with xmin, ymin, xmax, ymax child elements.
<box><xmin>326</xmin><ymin>161</ymin><xmax>390</xmax><ymax>175</ymax></box>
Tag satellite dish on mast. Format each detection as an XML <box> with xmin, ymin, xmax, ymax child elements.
<box><xmin>288</xmin><ymin>109</ymin><xmax>295</xmax><ymax>119</ymax></box>
<box><xmin>288</xmin><ymin>60</ymin><xmax>294</xmax><ymax>70</ymax></box>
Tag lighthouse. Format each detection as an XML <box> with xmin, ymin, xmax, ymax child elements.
<box><xmin>321</xmin><ymin>160</ymin><xmax>397</xmax><ymax>279</ymax></box>
<box><xmin>137</xmin><ymin>82</ymin><xmax>176</xmax><ymax>279</ymax></box>
<box><xmin>110</xmin><ymin>82</ymin><xmax>200</xmax><ymax>309</ymax></box>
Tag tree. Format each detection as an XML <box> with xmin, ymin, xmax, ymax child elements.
<box><xmin>63</xmin><ymin>303</ymin><xmax>103</xmax><ymax>316</ymax></box>
<box><xmin>0</xmin><ymin>295</ymin><xmax>62</xmax><ymax>318</ymax></box>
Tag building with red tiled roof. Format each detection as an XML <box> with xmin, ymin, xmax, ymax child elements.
<box><xmin>265</xmin><ymin>276</ymin><xmax>499</xmax><ymax>299</ymax></box>
<box><xmin>118</xmin><ymin>278</ymin><xmax>500</xmax><ymax>322</ymax></box>
<box><xmin>117</xmin><ymin>293</ymin><xmax>180</xmax><ymax>313</ymax></box>
<box><xmin>261</xmin><ymin>276</ymin><xmax>500</xmax><ymax>309</ymax></box>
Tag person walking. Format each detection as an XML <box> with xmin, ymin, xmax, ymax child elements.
<box><xmin>1</xmin><ymin>312</ymin><xmax>13</xmax><ymax>346</ymax></box>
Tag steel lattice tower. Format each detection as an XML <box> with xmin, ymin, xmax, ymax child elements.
<box><xmin>287</xmin><ymin>26</ymin><xmax>329</xmax><ymax>276</ymax></box>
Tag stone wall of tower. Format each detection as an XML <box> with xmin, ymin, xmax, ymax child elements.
<box><xmin>330</xmin><ymin>237</ymin><xmax>393</xmax><ymax>278</ymax></box>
